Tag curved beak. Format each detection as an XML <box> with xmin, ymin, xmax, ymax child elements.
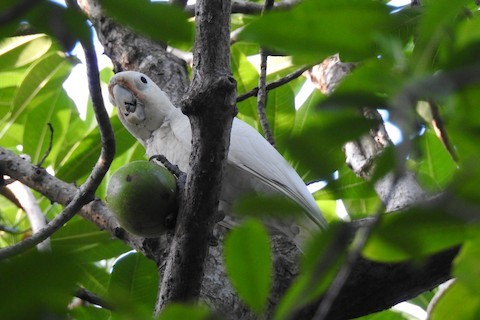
<box><xmin>110</xmin><ymin>84</ymin><xmax>146</xmax><ymax>124</ymax></box>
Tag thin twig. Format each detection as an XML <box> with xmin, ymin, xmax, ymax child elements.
<box><xmin>37</xmin><ymin>123</ymin><xmax>54</xmax><ymax>167</ymax></box>
<box><xmin>0</xmin><ymin>224</ymin><xmax>24</xmax><ymax>234</ymax></box>
<box><xmin>74</xmin><ymin>288</ymin><xmax>113</xmax><ymax>310</ymax></box>
<box><xmin>256</xmin><ymin>0</ymin><xmax>276</xmax><ymax>146</ymax></box>
<box><xmin>0</xmin><ymin>13</ymin><xmax>115</xmax><ymax>260</ymax></box>
<box><xmin>237</xmin><ymin>65</ymin><xmax>311</xmax><ymax>102</ymax></box>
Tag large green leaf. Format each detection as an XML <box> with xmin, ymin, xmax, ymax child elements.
<box><xmin>363</xmin><ymin>208</ymin><xmax>469</xmax><ymax>262</ymax></box>
<box><xmin>108</xmin><ymin>251</ymin><xmax>158</xmax><ymax>317</ymax></box>
<box><xmin>239</xmin><ymin>0</ymin><xmax>395</xmax><ymax>62</ymax></box>
<box><xmin>0</xmin><ymin>250</ymin><xmax>81</xmax><ymax>320</ymax></box>
<box><xmin>79</xmin><ymin>262</ymin><xmax>111</xmax><ymax>298</ymax></box>
<box><xmin>232</xmin><ymin>45</ymin><xmax>259</xmax><ymax>119</ymax></box>
<box><xmin>0</xmin><ymin>51</ymin><xmax>72</xmax><ymax>140</ymax></box>
<box><xmin>412</xmin><ymin>0</ymin><xmax>470</xmax><ymax>72</ymax></box>
<box><xmin>101</xmin><ymin>0</ymin><xmax>193</xmax><ymax>47</ymax></box>
<box><xmin>274</xmin><ymin>223</ymin><xmax>348</xmax><ymax>320</ymax></box>
<box><xmin>224</xmin><ymin>219</ymin><xmax>272</xmax><ymax>315</ymax></box>
<box><xmin>23</xmin><ymin>89</ymin><xmax>75</xmax><ymax>166</ymax></box>
<box><xmin>265</xmin><ymin>81</ymin><xmax>295</xmax><ymax>153</ymax></box>
<box><xmin>429</xmin><ymin>281</ymin><xmax>480</xmax><ymax>320</ymax></box>
<box><xmin>453</xmin><ymin>237</ymin><xmax>480</xmax><ymax>294</ymax></box>
<box><xmin>415</xmin><ymin>129</ymin><xmax>457</xmax><ymax>191</ymax></box>
<box><xmin>56</xmin><ymin>114</ymin><xmax>139</xmax><ymax>183</ymax></box>
<box><xmin>287</xmin><ymin>109</ymin><xmax>379</xmax><ymax>181</ymax></box>
<box><xmin>0</xmin><ymin>34</ymin><xmax>52</xmax><ymax>72</ymax></box>
<box><xmin>51</xmin><ymin>218</ymin><xmax>130</xmax><ymax>262</ymax></box>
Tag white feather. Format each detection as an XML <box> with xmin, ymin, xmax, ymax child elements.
<box><xmin>108</xmin><ymin>71</ymin><xmax>327</xmax><ymax>245</ymax></box>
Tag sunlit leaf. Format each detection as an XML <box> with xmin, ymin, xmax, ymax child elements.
<box><xmin>453</xmin><ymin>237</ymin><xmax>480</xmax><ymax>294</ymax></box>
<box><xmin>0</xmin><ymin>51</ymin><xmax>72</xmax><ymax>141</ymax></box>
<box><xmin>224</xmin><ymin>219</ymin><xmax>272</xmax><ymax>315</ymax></box>
<box><xmin>0</xmin><ymin>34</ymin><xmax>52</xmax><ymax>72</ymax></box>
<box><xmin>108</xmin><ymin>251</ymin><xmax>158</xmax><ymax>315</ymax></box>
<box><xmin>429</xmin><ymin>281</ymin><xmax>480</xmax><ymax>320</ymax></box>
<box><xmin>415</xmin><ymin>129</ymin><xmax>457</xmax><ymax>191</ymax></box>
<box><xmin>265</xmin><ymin>81</ymin><xmax>295</xmax><ymax>153</ymax></box>
<box><xmin>56</xmin><ymin>115</ymin><xmax>139</xmax><ymax>183</ymax></box>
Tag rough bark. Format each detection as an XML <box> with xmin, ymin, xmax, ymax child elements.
<box><xmin>155</xmin><ymin>0</ymin><xmax>237</xmax><ymax>311</ymax></box>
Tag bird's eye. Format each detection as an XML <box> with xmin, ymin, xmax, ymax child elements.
<box><xmin>140</xmin><ymin>76</ymin><xmax>147</xmax><ymax>84</ymax></box>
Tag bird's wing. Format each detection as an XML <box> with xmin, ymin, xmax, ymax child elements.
<box><xmin>228</xmin><ymin>119</ymin><xmax>327</xmax><ymax>229</ymax></box>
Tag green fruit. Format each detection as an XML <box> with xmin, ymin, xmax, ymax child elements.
<box><xmin>106</xmin><ymin>160</ymin><xmax>178</xmax><ymax>237</ymax></box>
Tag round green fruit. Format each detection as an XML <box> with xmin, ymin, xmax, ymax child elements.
<box><xmin>106</xmin><ymin>160</ymin><xmax>178</xmax><ymax>237</ymax></box>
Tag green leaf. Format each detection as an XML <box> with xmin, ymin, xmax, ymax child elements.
<box><xmin>356</xmin><ymin>310</ymin><xmax>410</xmax><ymax>320</ymax></box>
<box><xmin>239</xmin><ymin>0</ymin><xmax>394</xmax><ymax>62</ymax></box>
<box><xmin>415</xmin><ymin>129</ymin><xmax>457</xmax><ymax>191</ymax></box>
<box><xmin>56</xmin><ymin>114</ymin><xmax>139</xmax><ymax>183</ymax></box>
<box><xmin>363</xmin><ymin>208</ymin><xmax>468</xmax><ymax>262</ymax></box>
<box><xmin>100</xmin><ymin>0</ymin><xmax>193</xmax><ymax>47</ymax></box>
<box><xmin>454</xmin><ymin>237</ymin><xmax>480</xmax><ymax>294</ymax></box>
<box><xmin>224</xmin><ymin>219</ymin><xmax>272</xmax><ymax>315</ymax></box>
<box><xmin>23</xmin><ymin>89</ymin><xmax>75</xmax><ymax>165</ymax></box>
<box><xmin>429</xmin><ymin>281</ymin><xmax>480</xmax><ymax>320</ymax></box>
<box><xmin>79</xmin><ymin>262</ymin><xmax>111</xmax><ymax>298</ymax></box>
<box><xmin>51</xmin><ymin>218</ymin><xmax>130</xmax><ymax>262</ymax></box>
<box><xmin>274</xmin><ymin>223</ymin><xmax>349</xmax><ymax>320</ymax></box>
<box><xmin>0</xmin><ymin>34</ymin><xmax>52</xmax><ymax>72</ymax></box>
<box><xmin>412</xmin><ymin>0</ymin><xmax>470</xmax><ymax>72</ymax></box>
<box><xmin>232</xmin><ymin>45</ymin><xmax>259</xmax><ymax>119</ymax></box>
<box><xmin>158</xmin><ymin>303</ymin><xmax>212</xmax><ymax>320</ymax></box>
<box><xmin>287</xmin><ymin>109</ymin><xmax>379</xmax><ymax>180</ymax></box>
<box><xmin>0</xmin><ymin>250</ymin><xmax>81</xmax><ymax>320</ymax></box>
<box><xmin>0</xmin><ymin>51</ymin><xmax>72</xmax><ymax>141</ymax></box>
<box><xmin>108</xmin><ymin>251</ymin><xmax>158</xmax><ymax>316</ymax></box>
<box><xmin>265</xmin><ymin>81</ymin><xmax>295</xmax><ymax>153</ymax></box>
<box><xmin>69</xmin><ymin>306</ymin><xmax>110</xmax><ymax>320</ymax></box>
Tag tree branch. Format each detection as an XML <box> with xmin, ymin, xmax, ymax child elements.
<box><xmin>255</xmin><ymin>0</ymin><xmax>276</xmax><ymax>147</ymax></box>
<box><xmin>6</xmin><ymin>180</ymin><xmax>50</xmax><ymax>251</ymax></box>
<box><xmin>237</xmin><ymin>65</ymin><xmax>310</xmax><ymax>102</ymax></box>
<box><xmin>74</xmin><ymin>288</ymin><xmax>112</xmax><ymax>310</ymax></box>
<box><xmin>156</xmin><ymin>0</ymin><xmax>236</xmax><ymax>311</ymax></box>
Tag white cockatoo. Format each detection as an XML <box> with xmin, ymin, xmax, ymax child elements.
<box><xmin>108</xmin><ymin>71</ymin><xmax>327</xmax><ymax>245</ymax></box>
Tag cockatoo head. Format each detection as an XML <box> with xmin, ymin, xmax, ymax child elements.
<box><xmin>108</xmin><ymin>71</ymin><xmax>176</xmax><ymax>143</ymax></box>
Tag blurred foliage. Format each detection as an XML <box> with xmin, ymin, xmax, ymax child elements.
<box><xmin>1</xmin><ymin>0</ymin><xmax>480</xmax><ymax>319</ymax></box>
